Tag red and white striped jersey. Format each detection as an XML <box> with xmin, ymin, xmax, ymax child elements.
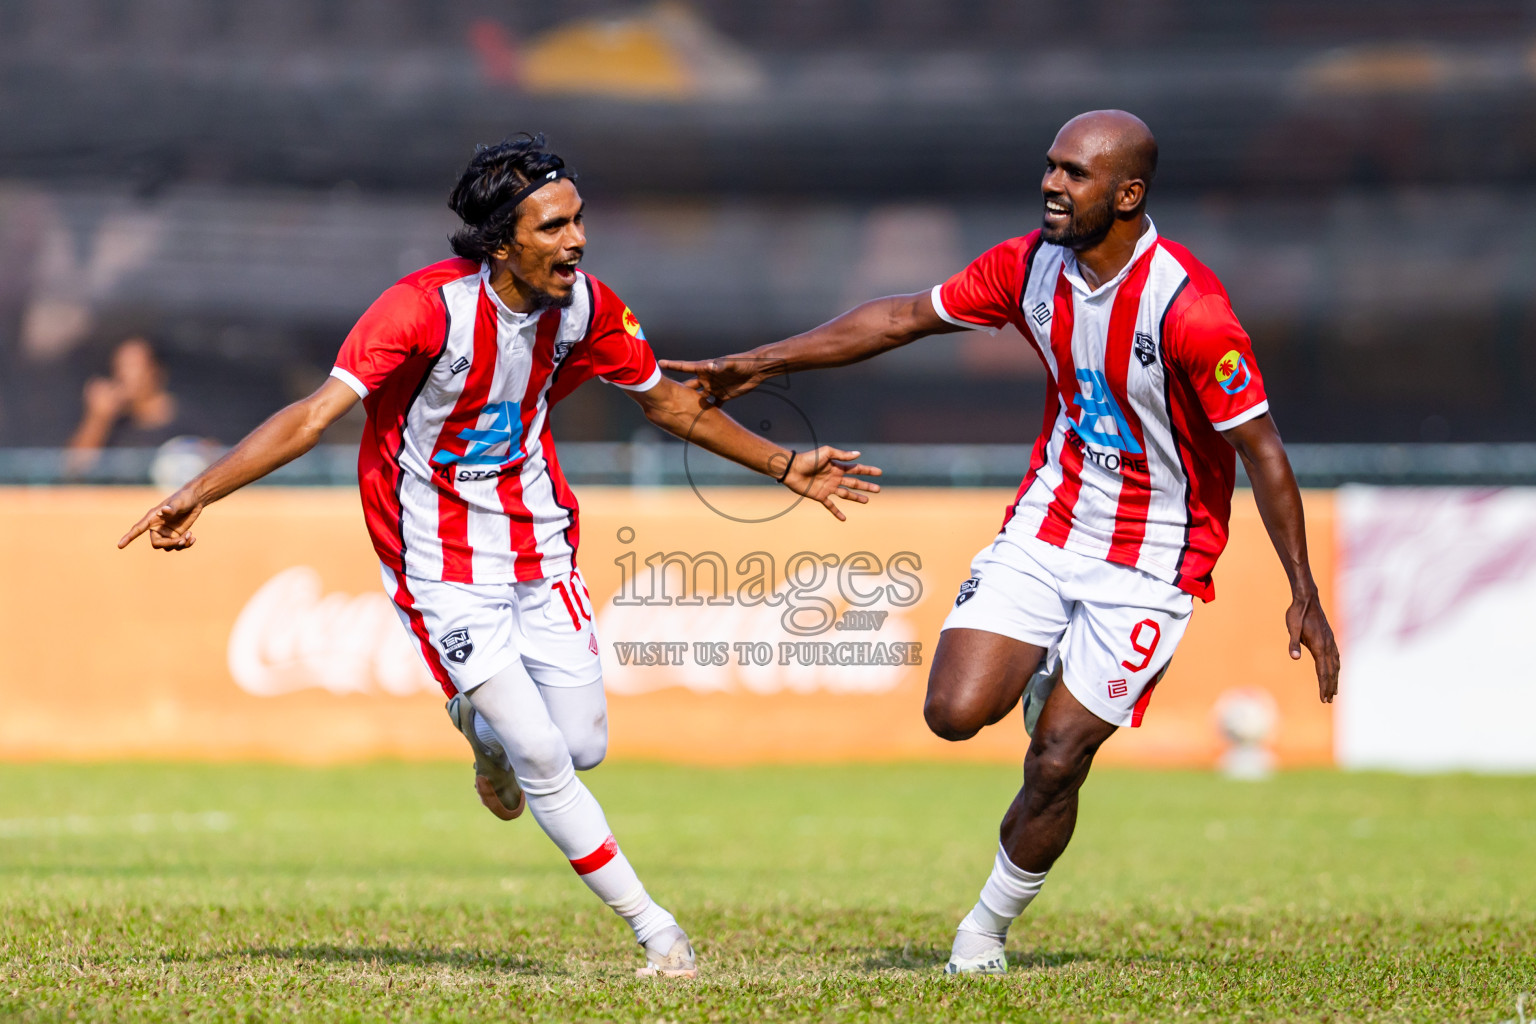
<box><xmin>932</xmin><ymin>223</ymin><xmax>1268</xmax><ymax>601</ymax></box>
<box><xmin>330</xmin><ymin>259</ymin><xmax>660</xmax><ymax>584</ymax></box>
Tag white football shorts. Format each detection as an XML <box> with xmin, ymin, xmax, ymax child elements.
<box><xmin>941</xmin><ymin>527</ymin><xmax>1193</xmax><ymax>728</ymax></box>
<box><xmin>382</xmin><ymin>564</ymin><xmax>603</xmax><ymax>695</ymax></box>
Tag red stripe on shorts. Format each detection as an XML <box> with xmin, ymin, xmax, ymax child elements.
<box><xmin>570</xmin><ymin>834</ymin><xmax>619</xmax><ymax>875</ymax></box>
<box><xmin>1130</xmin><ymin>680</ymin><xmax>1159</xmax><ymax>728</ymax></box>
<box><xmin>390</xmin><ymin>570</ymin><xmax>455</xmax><ymax>698</ymax></box>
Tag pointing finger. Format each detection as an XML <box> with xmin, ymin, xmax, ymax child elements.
<box><xmin>118</xmin><ymin>506</ymin><xmax>170</xmax><ymax>549</ymax></box>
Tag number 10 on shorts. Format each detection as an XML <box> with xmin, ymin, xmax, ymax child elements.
<box><xmin>552</xmin><ymin>571</ymin><xmax>594</xmax><ymax>631</ymax></box>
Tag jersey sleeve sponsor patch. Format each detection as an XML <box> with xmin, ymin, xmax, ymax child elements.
<box><xmin>1169</xmin><ymin>294</ymin><xmax>1268</xmax><ymax>431</ymax></box>
<box><xmin>621</xmin><ymin>306</ymin><xmax>646</xmax><ymax>340</ymax></box>
<box><xmin>1213</xmin><ymin>349</ymin><xmax>1252</xmax><ymax>394</ymax></box>
<box><xmin>586</xmin><ymin>280</ymin><xmax>660</xmax><ymax>391</ymax></box>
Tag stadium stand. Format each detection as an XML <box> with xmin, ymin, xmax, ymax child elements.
<box><xmin>0</xmin><ymin>0</ymin><xmax>1533</xmax><ymax>453</ymax></box>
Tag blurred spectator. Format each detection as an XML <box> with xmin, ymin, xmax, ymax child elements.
<box><xmin>65</xmin><ymin>337</ymin><xmax>215</xmax><ymax>477</ymax></box>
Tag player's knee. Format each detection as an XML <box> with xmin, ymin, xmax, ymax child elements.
<box><xmin>1025</xmin><ymin>747</ymin><xmax>1076</xmax><ymax>795</ymax></box>
<box><xmin>924</xmin><ymin>692</ymin><xmax>986</xmax><ymax>742</ymax></box>
<box><xmin>567</xmin><ymin>719</ymin><xmax>609</xmax><ymax>771</ymax></box>
<box><xmin>506</xmin><ymin>719</ymin><xmax>571</xmax><ymax>782</ymax></box>
<box><xmin>1025</xmin><ymin>730</ymin><xmax>1092</xmax><ymax>797</ymax></box>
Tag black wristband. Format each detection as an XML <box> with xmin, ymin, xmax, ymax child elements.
<box><xmin>776</xmin><ymin>450</ymin><xmax>797</xmax><ymax>483</ymax></box>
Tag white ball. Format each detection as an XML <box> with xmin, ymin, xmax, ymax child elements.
<box><xmin>1214</xmin><ymin>687</ymin><xmax>1278</xmax><ymax>745</ymax></box>
<box><xmin>150</xmin><ymin>435</ymin><xmax>220</xmax><ymax>492</ymax></box>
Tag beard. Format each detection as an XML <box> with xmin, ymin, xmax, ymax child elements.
<box><xmin>1041</xmin><ymin>193</ymin><xmax>1116</xmax><ymax>249</ymax></box>
<box><xmin>528</xmin><ymin>285</ymin><xmax>576</xmax><ymax>310</ymax></box>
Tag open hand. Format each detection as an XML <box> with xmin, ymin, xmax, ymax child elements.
<box><xmin>118</xmin><ymin>490</ymin><xmax>204</xmax><ymax>552</ymax></box>
<box><xmin>778</xmin><ymin>447</ymin><xmax>882</xmax><ymax>521</ymax></box>
<box><xmin>660</xmin><ymin>354</ymin><xmax>774</xmax><ymax>404</ymax></box>
<box><xmin>1286</xmin><ymin>590</ymin><xmax>1339</xmax><ymax>703</ymax></box>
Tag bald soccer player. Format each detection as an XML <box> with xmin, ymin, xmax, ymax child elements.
<box><xmin>663</xmin><ymin>111</ymin><xmax>1339</xmax><ymax>974</ymax></box>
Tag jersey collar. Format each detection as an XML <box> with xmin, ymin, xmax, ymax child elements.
<box><xmin>1060</xmin><ymin>218</ymin><xmax>1159</xmax><ymax>299</ymax></box>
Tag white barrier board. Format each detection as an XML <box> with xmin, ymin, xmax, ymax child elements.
<box><xmin>1337</xmin><ymin>487</ymin><xmax>1536</xmax><ymax>771</ymax></box>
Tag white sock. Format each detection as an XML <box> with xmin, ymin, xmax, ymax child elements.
<box><xmin>467</xmin><ymin>668</ymin><xmax>679</xmax><ymax>944</ymax></box>
<box><xmin>626</xmin><ymin>898</ymin><xmax>681</xmax><ymax>950</ymax></box>
<box><xmin>472</xmin><ymin>710</ymin><xmax>509</xmax><ymax>767</ymax></box>
<box><xmin>958</xmin><ymin>843</ymin><xmax>1048</xmax><ymax>941</ymax></box>
<box><xmin>518</xmin><ymin>761</ymin><xmax>675</xmax><ymax>943</ymax></box>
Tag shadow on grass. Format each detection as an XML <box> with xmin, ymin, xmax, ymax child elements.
<box><xmin>860</xmin><ymin>945</ymin><xmax>1101</xmax><ymax>973</ymax></box>
<box><xmin>189</xmin><ymin>945</ymin><xmax>555</xmax><ymax>976</ymax></box>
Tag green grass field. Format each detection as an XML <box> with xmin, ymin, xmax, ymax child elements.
<box><xmin>0</xmin><ymin>762</ymin><xmax>1532</xmax><ymax>1023</ymax></box>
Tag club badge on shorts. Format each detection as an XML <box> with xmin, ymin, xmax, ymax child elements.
<box><xmin>439</xmin><ymin>628</ymin><xmax>474</xmax><ymax>665</ymax></box>
<box><xmin>955</xmin><ymin>577</ymin><xmax>981</xmax><ymax>606</ymax></box>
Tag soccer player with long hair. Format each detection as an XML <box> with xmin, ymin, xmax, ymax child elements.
<box><xmin>119</xmin><ymin>134</ymin><xmax>882</xmax><ymax>977</ymax></box>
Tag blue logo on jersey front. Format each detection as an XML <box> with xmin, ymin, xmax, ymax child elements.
<box><xmin>431</xmin><ymin>401</ymin><xmax>526</xmax><ymax>468</ymax></box>
<box><xmin>1070</xmin><ymin>369</ymin><xmax>1141</xmax><ymax>454</ymax></box>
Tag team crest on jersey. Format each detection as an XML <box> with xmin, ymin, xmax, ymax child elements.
<box><xmin>621</xmin><ymin>307</ymin><xmax>646</xmax><ymax>340</ymax></box>
<box><xmin>1214</xmin><ymin>349</ymin><xmax>1251</xmax><ymax>394</ymax></box>
<box><xmin>955</xmin><ymin>577</ymin><xmax>981</xmax><ymax>606</ymax></box>
<box><xmin>553</xmin><ymin>339</ymin><xmax>576</xmax><ymax>367</ymax></box>
<box><xmin>439</xmin><ymin>628</ymin><xmax>474</xmax><ymax>664</ymax></box>
<box><xmin>1133</xmin><ymin>331</ymin><xmax>1156</xmax><ymax>367</ymax></box>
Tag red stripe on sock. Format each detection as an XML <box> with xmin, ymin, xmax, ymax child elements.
<box><xmin>570</xmin><ymin>834</ymin><xmax>618</xmax><ymax>875</ymax></box>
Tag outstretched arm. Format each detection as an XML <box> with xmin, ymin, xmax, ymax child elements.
<box><xmin>660</xmin><ymin>291</ymin><xmax>961</xmax><ymax>403</ymax></box>
<box><xmin>1222</xmin><ymin>413</ymin><xmax>1340</xmax><ymax>702</ymax></box>
<box><xmin>118</xmin><ymin>377</ymin><xmax>360</xmax><ymax>551</ymax></box>
<box><xmin>626</xmin><ymin>377</ymin><xmax>881</xmax><ymax>521</ymax></box>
